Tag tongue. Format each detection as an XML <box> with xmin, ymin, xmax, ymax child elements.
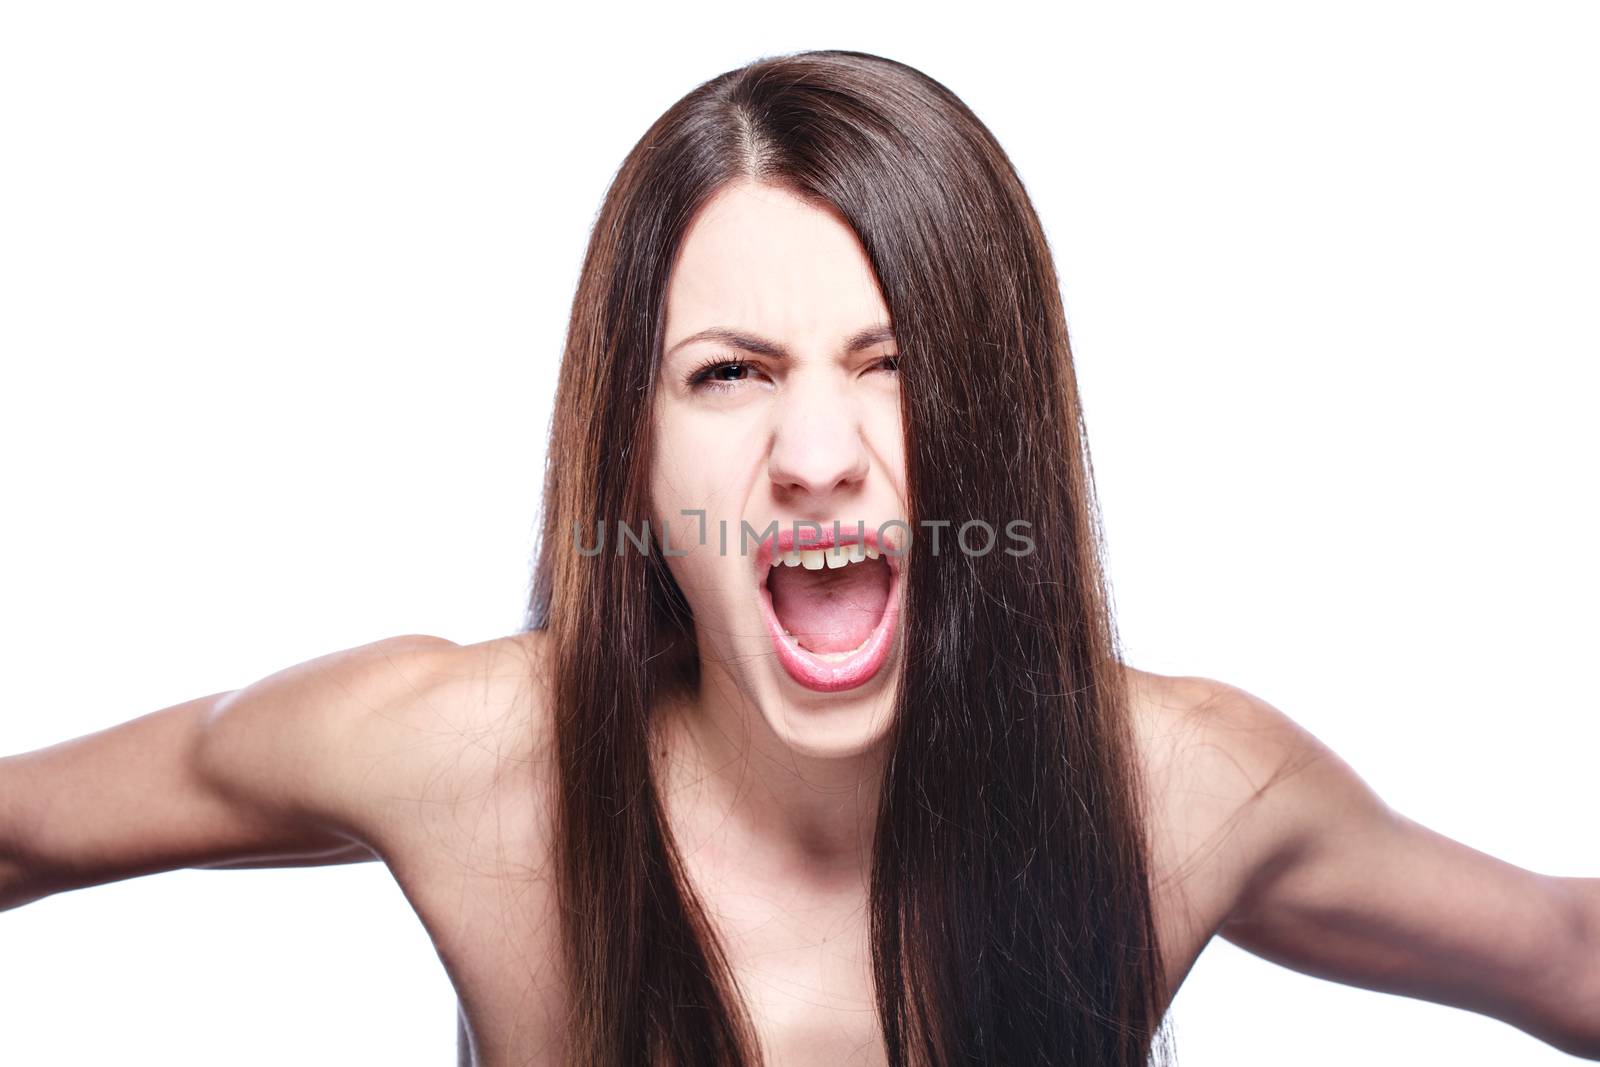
<box><xmin>767</xmin><ymin>557</ymin><xmax>890</xmax><ymax>654</ymax></box>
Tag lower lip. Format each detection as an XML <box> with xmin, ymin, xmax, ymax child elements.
<box><xmin>757</xmin><ymin>561</ymin><xmax>901</xmax><ymax>693</ymax></box>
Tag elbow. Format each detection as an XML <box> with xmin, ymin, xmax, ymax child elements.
<box><xmin>0</xmin><ymin>763</ymin><xmax>47</xmax><ymax>912</ymax></box>
<box><xmin>0</xmin><ymin>859</ymin><xmax>62</xmax><ymax>913</ymax></box>
<box><xmin>0</xmin><ymin>853</ymin><xmax>23</xmax><ymax>911</ymax></box>
<box><xmin>0</xmin><ymin>757</ymin><xmax>29</xmax><ymax>910</ymax></box>
<box><xmin>0</xmin><ymin>754</ymin><xmax>73</xmax><ymax>913</ymax></box>
<box><xmin>1540</xmin><ymin>876</ymin><xmax>1600</xmax><ymax>1060</ymax></box>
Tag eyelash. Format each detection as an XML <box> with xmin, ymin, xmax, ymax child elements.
<box><xmin>685</xmin><ymin>355</ymin><xmax>902</xmax><ymax>394</ymax></box>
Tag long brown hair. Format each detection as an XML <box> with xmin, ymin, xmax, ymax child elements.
<box><xmin>525</xmin><ymin>49</ymin><xmax>1176</xmax><ymax>1066</ymax></box>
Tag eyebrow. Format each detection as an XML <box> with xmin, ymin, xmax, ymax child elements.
<box><xmin>664</xmin><ymin>323</ymin><xmax>896</xmax><ymax>361</ymax></box>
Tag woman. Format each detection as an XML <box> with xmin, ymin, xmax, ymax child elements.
<box><xmin>1</xmin><ymin>49</ymin><xmax>1595</xmax><ymax>1067</ymax></box>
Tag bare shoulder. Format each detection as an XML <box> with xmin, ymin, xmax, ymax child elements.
<box><xmin>1125</xmin><ymin>666</ymin><xmax>1350</xmax><ymax>821</ymax></box>
<box><xmin>1121</xmin><ymin>665</ymin><xmax>1600</xmax><ymax>1055</ymax></box>
<box><xmin>200</xmin><ymin>629</ymin><xmax>557</xmax><ymax>863</ymax></box>
<box><xmin>195</xmin><ymin>633</ymin><xmax>463</xmax><ymax>842</ymax></box>
<box><xmin>338</xmin><ymin>629</ymin><xmax>558</xmax><ymax>859</ymax></box>
<box><xmin>1121</xmin><ymin>665</ymin><xmax>1380</xmax><ymax>988</ymax></box>
<box><xmin>360</xmin><ymin>630</ymin><xmax>570</xmax><ymax>1065</ymax></box>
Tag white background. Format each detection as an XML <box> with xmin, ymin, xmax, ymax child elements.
<box><xmin>2</xmin><ymin>2</ymin><xmax>1595</xmax><ymax>1064</ymax></box>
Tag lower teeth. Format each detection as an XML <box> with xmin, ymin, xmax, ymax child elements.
<box><xmin>781</xmin><ymin>627</ymin><xmax>871</xmax><ymax>662</ymax></box>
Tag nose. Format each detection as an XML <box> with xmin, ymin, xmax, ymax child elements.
<box><xmin>767</xmin><ymin>371</ymin><xmax>871</xmax><ymax>503</ymax></box>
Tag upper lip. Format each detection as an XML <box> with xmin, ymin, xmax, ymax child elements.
<box><xmin>751</xmin><ymin>520</ymin><xmax>903</xmax><ymax>581</ymax></box>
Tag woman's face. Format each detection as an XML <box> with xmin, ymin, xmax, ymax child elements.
<box><xmin>650</xmin><ymin>179</ymin><xmax>907</xmax><ymax>756</ymax></box>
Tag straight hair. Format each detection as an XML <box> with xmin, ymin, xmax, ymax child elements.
<box><xmin>525</xmin><ymin>48</ymin><xmax>1176</xmax><ymax>1066</ymax></box>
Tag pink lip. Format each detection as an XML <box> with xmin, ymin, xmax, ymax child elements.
<box><xmin>751</xmin><ymin>521</ymin><xmax>903</xmax><ymax>694</ymax></box>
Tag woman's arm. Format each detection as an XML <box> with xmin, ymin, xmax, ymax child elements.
<box><xmin>0</xmin><ymin>633</ymin><xmax>456</xmax><ymax>911</ymax></box>
<box><xmin>1195</xmin><ymin>679</ymin><xmax>1599</xmax><ymax>1059</ymax></box>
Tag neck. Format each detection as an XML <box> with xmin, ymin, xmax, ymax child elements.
<box><xmin>651</xmin><ymin>671</ymin><xmax>887</xmax><ymax>894</ymax></box>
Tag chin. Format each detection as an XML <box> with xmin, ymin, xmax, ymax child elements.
<box><xmin>754</xmin><ymin>666</ymin><xmax>902</xmax><ymax>760</ymax></box>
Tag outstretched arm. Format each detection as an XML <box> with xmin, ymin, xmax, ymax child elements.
<box><xmin>1192</xmin><ymin>679</ymin><xmax>1599</xmax><ymax>1059</ymax></box>
<box><xmin>0</xmin><ymin>633</ymin><xmax>456</xmax><ymax>911</ymax></box>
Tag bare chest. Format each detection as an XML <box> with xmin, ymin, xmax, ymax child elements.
<box><xmin>383</xmin><ymin>795</ymin><xmax>889</xmax><ymax>1065</ymax></box>
<box><xmin>372</xmin><ymin>656</ymin><xmax>1241</xmax><ymax>1065</ymax></box>
<box><xmin>380</xmin><ymin>786</ymin><xmax>1230</xmax><ymax>1067</ymax></box>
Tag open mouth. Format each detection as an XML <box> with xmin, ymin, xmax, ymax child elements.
<box><xmin>754</xmin><ymin>526</ymin><xmax>902</xmax><ymax>693</ymax></box>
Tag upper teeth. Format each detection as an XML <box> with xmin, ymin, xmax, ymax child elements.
<box><xmin>771</xmin><ymin>542</ymin><xmax>880</xmax><ymax>569</ymax></box>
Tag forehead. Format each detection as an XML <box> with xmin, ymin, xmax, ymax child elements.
<box><xmin>663</xmin><ymin>182</ymin><xmax>890</xmax><ymax>354</ymax></box>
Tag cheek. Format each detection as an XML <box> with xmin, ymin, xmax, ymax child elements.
<box><xmin>648</xmin><ymin>402</ymin><xmax>692</xmax><ymax>518</ymax></box>
<box><xmin>653</xmin><ymin>400</ymin><xmax>764</xmax><ymax>510</ymax></box>
<box><xmin>649</xmin><ymin>412</ymin><xmax>739</xmax><ymax>573</ymax></box>
<box><xmin>865</xmin><ymin>397</ymin><xmax>908</xmax><ymax>503</ymax></box>
<box><xmin>649</xmin><ymin>420</ymin><xmax>709</xmax><ymax>526</ymax></box>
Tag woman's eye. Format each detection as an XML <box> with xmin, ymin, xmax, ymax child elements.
<box><xmin>687</xmin><ymin>360</ymin><xmax>757</xmax><ymax>393</ymax></box>
<box><xmin>685</xmin><ymin>354</ymin><xmax>899</xmax><ymax>394</ymax></box>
